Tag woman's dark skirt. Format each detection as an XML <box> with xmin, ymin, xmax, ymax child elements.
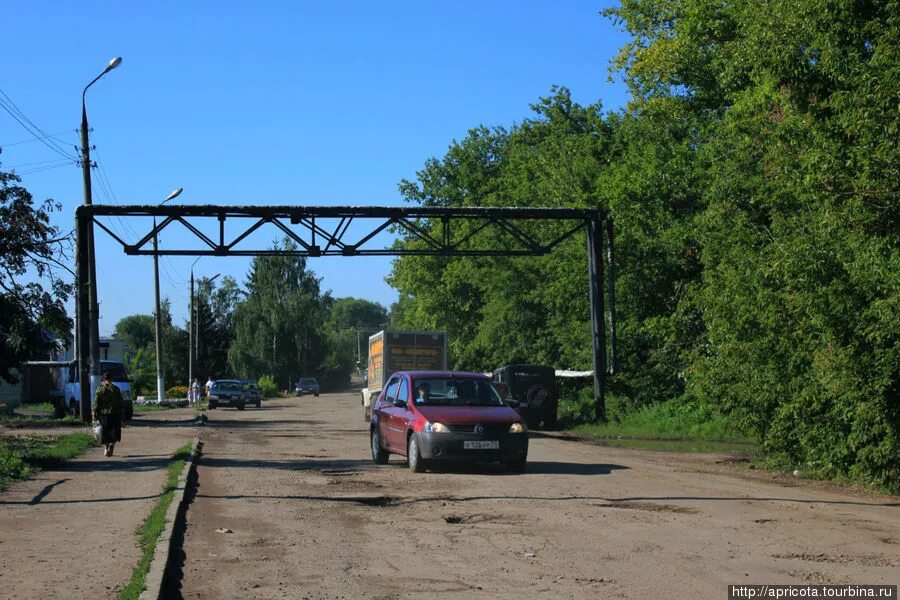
<box><xmin>98</xmin><ymin>413</ymin><xmax>122</xmax><ymax>444</ymax></box>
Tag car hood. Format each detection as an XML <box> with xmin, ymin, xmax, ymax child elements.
<box><xmin>415</xmin><ymin>404</ymin><xmax>521</xmax><ymax>424</ymax></box>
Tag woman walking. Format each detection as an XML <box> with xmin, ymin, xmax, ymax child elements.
<box><xmin>93</xmin><ymin>371</ymin><xmax>124</xmax><ymax>457</ymax></box>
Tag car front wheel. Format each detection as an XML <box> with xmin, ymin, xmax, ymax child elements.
<box><xmin>237</xmin><ymin>403</ymin><xmax>245</xmax><ymax>411</ymax></box>
<box><xmin>407</xmin><ymin>433</ymin><xmax>428</xmax><ymax>473</ymax></box>
<box><xmin>371</xmin><ymin>427</ymin><xmax>389</xmax><ymax>465</ymax></box>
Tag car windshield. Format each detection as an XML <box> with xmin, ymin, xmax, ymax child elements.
<box><xmin>299</xmin><ymin>379</ymin><xmax>317</xmax><ymax>385</ymax></box>
<box><xmin>101</xmin><ymin>361</ymin><xmax>129</xmax><ymax>381</ymax></box>
<box><xmin>214</xmin><ymin>381</ymin><xmax>242</xmax><ymax>392</ymax></box>
<box><xmin>412</xmin><ymin>378</ymin><xmax>504</xmax><ymax>407</ymax></box>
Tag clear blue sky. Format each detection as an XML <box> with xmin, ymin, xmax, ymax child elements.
<box><xmin>1</xmin><ymin>1</ymin><xmax>629</xmax><ymax>336</ymax></box>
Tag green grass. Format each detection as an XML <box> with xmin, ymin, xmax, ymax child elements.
<box><xmin>0</xmin><ymin>413</ymin><xmax>83</xmax><ymax>428</ymax></box>
<box><xmin>118</xmin><ymin>443</ymin><xmax>193</xmax><ymax>600</ymax></box>
<box><xmin>15</xmin><ymin>402</ymin><xmax>56</xmax><ymax>414</ymax></box>
<box><xmin>132</xmin><ymin>405</ymin><xmax>172</xmax><ymax>413</ymax></box>
<box><xmin>0</xmin><ymin>432</ymin><xmax>96</xmax><ymax>491</ymax></box>
<box><xmin>558</xmin><ymin>391</ymin><xmax>756</xmax><ymax>452</ymax></box>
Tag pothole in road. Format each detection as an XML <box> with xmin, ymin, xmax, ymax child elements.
<box><xmin>352</xmin><ymin>495</ymin><xmax>401</xmax><ymax>507</ymax></box>
<box><xmin>320</xmin><ymin>469</ymin><xmax>361</xmax><ymax>476</ymax></box>
<box><xmin>443</xmin><ymin>513</ymin><xmax>506</xmax><ymax>525</ymax></box>
<box><xmin>591</xmin><ymin>501</ymin><xmax>699</xmax><ymax>515</ymax></box>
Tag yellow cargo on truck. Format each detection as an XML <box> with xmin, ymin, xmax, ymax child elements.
<box><xmin>361</xmin><ymin>330</ymin><xmax>448</xmax><ymax>420</ymax></box>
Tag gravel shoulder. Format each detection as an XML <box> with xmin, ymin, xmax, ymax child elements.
<box><xmin>176</xmin><ymin>394</ymin><xmax>899</xmax><ymax>600</ymax></box>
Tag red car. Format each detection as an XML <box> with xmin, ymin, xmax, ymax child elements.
<box><xmin>370</xmin><ymin>371</ymin><xmax>529</xmax><ymax>473</ymax></box>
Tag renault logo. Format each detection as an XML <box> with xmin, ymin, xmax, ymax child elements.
<box><xmin>474</xmin><ymin>424</ymin><xmax>484</xmax><ymax>434</ymax></box>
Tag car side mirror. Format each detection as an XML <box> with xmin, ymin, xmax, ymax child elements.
<box><xmin>393</xmin><ymin>399</ymin><xmax>408</xmax><ymax>408</ymax></box>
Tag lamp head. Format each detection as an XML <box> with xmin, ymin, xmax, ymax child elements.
<box><xmin>105</xmin><ymin>57</ymin><xmax>123</xmax><ymax>73</ymax></box>
<box><xmin>164</xmin><ymin>187</ymin><xmax>183</xmax><ymax>203</ymax></box>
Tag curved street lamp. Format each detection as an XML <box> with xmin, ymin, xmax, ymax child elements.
<box><xmin>76</xmin><ymin>56</ymin><xmax>122</xmax><ymax>422</ymax></box>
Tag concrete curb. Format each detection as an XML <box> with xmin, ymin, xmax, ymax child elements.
<box><xmin>139</xmin><ymin>433</ymin><xmax>202</xmax><ymax>600</ymax></box>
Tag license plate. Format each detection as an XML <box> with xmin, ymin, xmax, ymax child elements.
<box><xmin>464</xmin><ymin>440</ymin><xmax>499</xmax><ymax>450</ymax></box>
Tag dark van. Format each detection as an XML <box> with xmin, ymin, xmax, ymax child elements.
<box><xmin>492</xmin><ymin>365</ymin><xmax>558</xmax><ymax>430</ymax></box>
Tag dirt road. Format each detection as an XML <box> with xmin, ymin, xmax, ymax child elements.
<box><xmin>175</xmin><ymin>393</ymin><xmax>898</xmax><ymax>600</ymax></box>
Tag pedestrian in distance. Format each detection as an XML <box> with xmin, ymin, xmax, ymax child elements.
<box><xmin>205</xmin><ymin>376</ymin><xmax>214</xmax><ymax>399</ymax></box>
<box><xmin>191</xmin><ymin>377</ymin><xmax>201</xmax><ymax>406</ymax></box>
<box><xmin>93</xmin><ymin>371</ymin><xmax>124</xmax><ymax>457</ymax></box>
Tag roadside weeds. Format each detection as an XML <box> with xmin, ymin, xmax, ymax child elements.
<box><xmin>0</xmin><ymin>432</ymin><xmax>95</xmax><ymax>491</ymax></box>
<box><xmin>118</xmin><ymin>443</ymin><xmax>193</xmax><ymax>600</ymax></box>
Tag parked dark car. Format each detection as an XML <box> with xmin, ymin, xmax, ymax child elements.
<box><xmin>242</xmin><ymin>381</ymin><xmax>261</xmax><ymax>408</ymax></box>
<box><xmin>295</xmin><ymin>377</ymin><xmax>320</xmax><ymax>397</ymax></box>
<box><xmin>208</xmin><ymin>379</ymin><xmax>246</xmax><ymax>410</ymax></box>
<box><xmin>492</xmin><ymin>365</ymin><xmax>558</xmax><ymax>430</ymax></box>
<box><xmin>370</xmin><ymin>371</ymin><xmax>528</xmax><ymax>473</ymax></box>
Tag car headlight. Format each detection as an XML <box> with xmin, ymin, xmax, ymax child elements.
<box><xmin>425</xmin><ymin>421</ymin><xmax>450</xmax><ymax>433</ymax></box>
<box><xmin>209</xmin><ymin>394</ymin><xmax>218</xmax><ymax>400</ymax></box>
<box><xmin>509</xmin><ymin>422</ymin><xmax>527</xmax><ymax>434</ymax></box>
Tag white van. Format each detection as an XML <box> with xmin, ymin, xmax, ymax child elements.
<box><xmin>62</xmin><ymin>360</ymin><xmax>134</xmax><ymax>419</ymax></box>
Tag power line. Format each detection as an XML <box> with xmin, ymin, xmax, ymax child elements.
<box><xmin>1</xmin><ymin>129</ymin><xmax>75</xmax><ymax>148</ymax></box>
<box><xmin>0</xmin><ymin>88</ymin><xmax>78</xmax><ymax>161</ymax></box>
<box><xmin>5</xmin><ymin>157</ymin><xmax>76</xmax><ymax>169</ymax></box>
<box><xmin>15</xmin><ymin>161</ymin><xmax>78</xmax><ymax>176</ymax></box>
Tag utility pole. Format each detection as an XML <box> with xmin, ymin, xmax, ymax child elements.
<box><xmin>75</xmin><ymin>206</ymin><xmax>91</xmax><ymax>421</ymax></box>
<box><xmin>188</xmin><ymin>268</ymin><xmax>194</xmax><ymax>391</ymax></box>
<box><xmin>79</xmin><ymin>56</ymin><xmax>122</xmax><ymax>422</ymax></box>
<box><xmin>153</xmin><ymin>188</ymin><xmax>183</xmax><ymax>403</ymax></box>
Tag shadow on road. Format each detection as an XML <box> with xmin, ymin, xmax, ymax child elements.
<box><xmin>163</xmin><ymin>449</ymin><xmax>200</xmax><ymax>600</ymax></box>
<box><xmin>198</xmin><ymin>455</ymin><xmax>374</xmax><ymax>471</ymax></box>
<box><xmin>127</xmin><ymin>416</ymin><xmax>201</xmax><ymax>428</ymax></box>
<box><xmin>203</xmin><ymin>418</ymin><xmax>326</xmax><ymax>429</ymax></box>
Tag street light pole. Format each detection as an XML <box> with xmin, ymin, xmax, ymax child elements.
<box><xmin>188</xmin><ymin>259</ymin><xmax>198</xmax><ymax>393</ymax></box>
<box><xmin>153</xmin><ymin>187</ymin><xmax>183</xmax><ymax>403</ymax></box>
<box><xmin>79</xmin><ymin>56</ymin><xmax>122</xmax><ymax>422</ymax></box>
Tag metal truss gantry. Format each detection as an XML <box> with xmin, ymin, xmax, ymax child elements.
<box><xmin>78</xmin><ymin>204</ymin><xmax>617</xmax><ymax>419</ymax></box>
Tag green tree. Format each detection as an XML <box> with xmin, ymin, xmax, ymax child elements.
<box><xmin>0</xmin><ymin>161</ymin><xmax>72</xmax><ymax>382</ymax></box>
<box><xmin>327</xmin><ymin>297</ymin><xmax>388</xmax><ymax>369</ymax></box>
<box><xmin>606</xmin><ymin>0</ymin><xmax>899</xmax><ymax>487</ymax></box>
<box><xmin>114</xmin><ymin>315</ymin><xmax>154</xmax><ymax>352</ymax></box>
<box><xmin>194</xmin><ymin>276</ymin><xmax>240</xmax><ymax>381</ymax></box>
<box><xmin>228</xmin><ymin>239</ymin><xmax>350</xmax><ymax>389</ymax></box>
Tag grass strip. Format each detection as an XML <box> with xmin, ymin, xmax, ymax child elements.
<box><xmin>133</xmin><ymin>405</ymin><xmax>172</xmax><ymax>413</ymax></box>
<box><xmin>118</xmin><ymin>443</ymin><xmax>193</xmax><ymax>600</ymax></box>
<box><xmin>0</xmin><ymin>432</ymin><xmax>96</xmax><ymax>491</ymax></box>
<box><xmin>0</xmin><ymin>414</ymin><xmax>84</xmax><ymax>428</ymax></box>
<box><xmin>563</xmin><ymin>398</ymin><xmax>756</xmax><ymax>452</ymax></box>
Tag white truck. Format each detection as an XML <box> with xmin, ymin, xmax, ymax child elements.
<box><xmin>50</xmin><ymin>337</ymin><xmax>134</xmax><ymax>417</ymax></box>
<box><xmin>361</xmin><ymin>330</ymin><xmax>448</xmax><ymax>421</ymax></box>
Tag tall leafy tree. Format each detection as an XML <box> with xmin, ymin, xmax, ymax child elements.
<box><xmin>326</xmin><ymin>297</ymin><xmax>389</xmax><ymax>370</ymax></box>
<box><xmin>606</xmin><ymin>0</ymin><xmax>899</xmax><ymax>486</ymax></box>
<box><xmin>0</xmin><ymin>161</ymin><xmax>72</xmax><ymax>382</ymax></box>
<box><xmin>194</xmin><ymin>276</ymin><xmax>239</xmax><ymax>382</ymax></box>
<box><xmin>228</xmin><ymin>239</ymin><xmax>349</xmax><ymax>389</ymax></box>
